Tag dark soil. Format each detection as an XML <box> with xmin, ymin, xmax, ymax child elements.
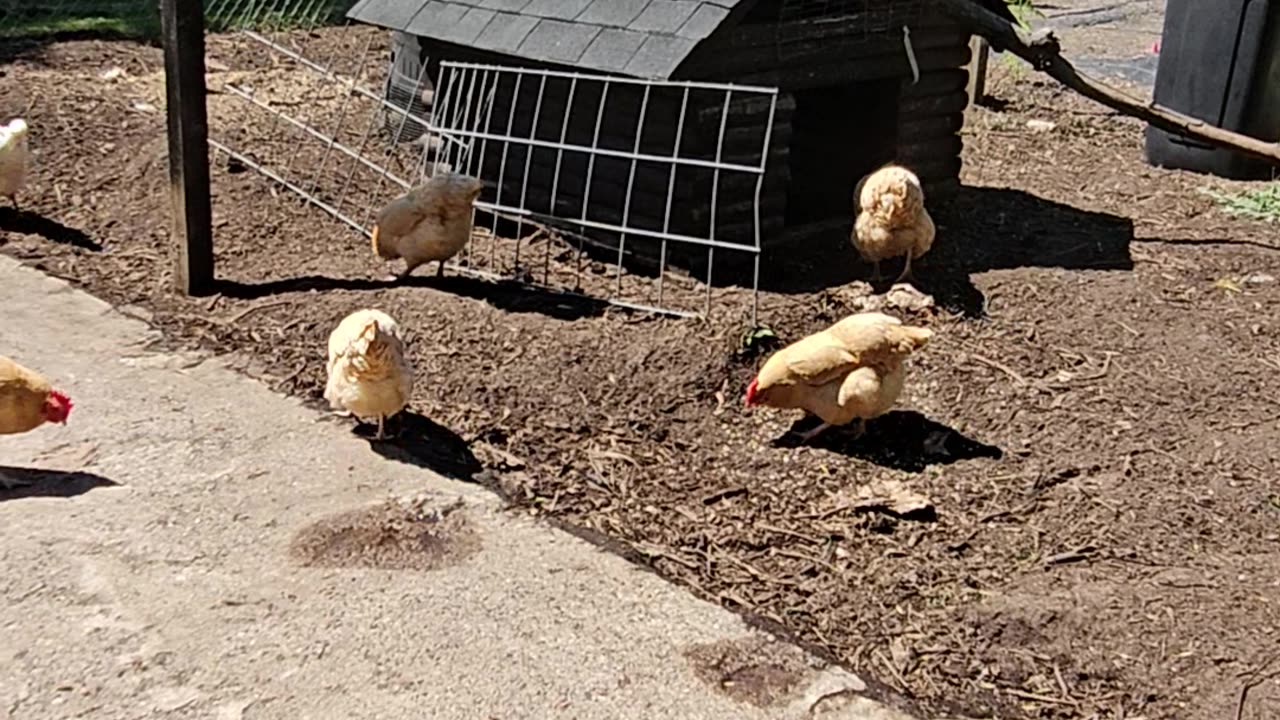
<box><xmin>3</xmin><ymin>29</ymin><xmax>1280</xmax><ymax>720</ymax></box>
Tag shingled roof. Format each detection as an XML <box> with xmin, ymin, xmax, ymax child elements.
<box><xmin>346</xmin><ymin>0</ymin><xmax>750</xmax><ymax>79</ymax></box>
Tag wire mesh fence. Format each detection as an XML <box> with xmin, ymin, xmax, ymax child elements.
<box><xmin>76</xmin><ymin>0</ymin><xmax>778</xmax><ymax>319</ymax></box>
<box><xmin>0</xmin><ymin>0</ymin><xmax>350</xmax><ymax>39</ymax></box>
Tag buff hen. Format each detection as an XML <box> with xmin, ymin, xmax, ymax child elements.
<box><xmin>324</xmin><ymin>309</ymin><xmax>413</xmax><ymax>440</ymax></box>
<box><xmin>745</xmin><ymin>312</ymin><xmax>932</xmax><ymax>443</ymax></box>
<box><xmin>1</xmin><ymin>355</ymin><xmax>73</xmax><ymax>489</ymax></box>
<box><xmin>0</xmin><ymin>118</ymin><xmax>30</xmax><ymax>209</ymax></box>
<box><xmin>852</xmin><ymin>164</ymin><xmax>935</xmax><ymax>284</ymax></box>
<box><xmin>371</xmin><ymin>173</ymin><xmax>484</xmax><ymax>280</ymax></box>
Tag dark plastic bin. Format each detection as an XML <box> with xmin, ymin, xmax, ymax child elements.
<box><xmin>1144</xmin><ymin>0</ymin><xmax>1280</xmax><ymax>179</ymax></box>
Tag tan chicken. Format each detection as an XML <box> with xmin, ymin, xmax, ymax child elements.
<box><xmin>323</xmin><ymin>309</ymin><xmax>413</xmax><ymax>440</ymax></box>
<box><xmin>745</xmin><ymin>312</ymin><xmax>932</xmax><ymax>443</ymax></box>
<box><xmin>371</xmin><ymin>173</ymin><xmax>484</xmax><ymax>280</ymax></box>
<box><xmin>852</xmin><ymin>164</ymin><xmax>935</xmax><ymax>283</ymax></box>
<box><xmin>0</xmin><ymin>118</ymin><xmax>30</xmax><ymax>209</ymax></box>
<box><xmin>1</xmin><ymin>355</ymin><xmax>73</xmax><ymax>488</ymax></box>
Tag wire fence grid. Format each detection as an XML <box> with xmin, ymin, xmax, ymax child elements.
<box><xmin>0</xmin><ymin>0</ymin><xmax>351</xmax><ymax>38</ymax></box>
<box><xmin>188</xmin><ymin>0</ymin><xmax>776</xmax><ymax>319</ymax></box>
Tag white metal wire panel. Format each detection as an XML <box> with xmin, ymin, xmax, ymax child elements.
<box><xmin>419</xmin><ymin>61</ymin><xmax>779</xmax><ymax>317</ymax></box>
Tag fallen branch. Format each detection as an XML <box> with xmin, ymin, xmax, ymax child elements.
<box><xmin>934</xmin><ymin>0</ymin><xmax>1280</xmax><ymax>165</ymax></box>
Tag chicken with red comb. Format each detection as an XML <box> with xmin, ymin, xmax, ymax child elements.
<box><xmin>0</xmin><ymin>354</ymin><xmax>73</xmax><ymax>488</ymax></box>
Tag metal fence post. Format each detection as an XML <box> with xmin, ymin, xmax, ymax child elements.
<box><xmin>161</xmin><ymin>0</ymin><xmax>215</xmax><ymax>295</ymax></box>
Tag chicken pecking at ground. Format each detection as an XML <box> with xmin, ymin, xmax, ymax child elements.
<box><xmin>371</xmin><ymin>172</ymin><xmax>485</xmax><ymax>280</ymax></box>
<box><xmin>745</xmin><ymin>312</ymin><xmax>932</xmax><ymax>443</ymax></box>
<box><xmin>0</xmin><ymin>118</ymin><xmax>30</xmax><ymax>210</ymax></box>
<box><xmin>324</xmin><ymin>308</ymin><xmax>413</xmax><ymax>440</ymax></box>
<box><xmin>852</xmin><ymin>163</ymin><xmax>936</xmax><ymax>284</ymax></box>
<box><xmin>1</xmin><ymin>355</ymin><xmax>73</xmax><ymax>489</ymax></box>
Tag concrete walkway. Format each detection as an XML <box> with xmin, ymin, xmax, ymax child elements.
<box><xmin>0</xmin><ymin>256</ymin><xmax>917</xmax><ymax>720</ymax></box>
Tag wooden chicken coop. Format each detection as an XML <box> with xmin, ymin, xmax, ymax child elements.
<box><xmin>347</xmin><ymin>0</ymin><xmax>973</xmax><ymax>272</ymax></box>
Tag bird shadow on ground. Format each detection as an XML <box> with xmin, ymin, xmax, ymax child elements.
<box><xmin>772</xmin><ymin>411</ymin><xmax>1004</xmax><ymax>473</ymax></box>
<box><xmin>355</xmin><ymin>411</ymin><xmax>483</xmax><ymax>481</ymax></box>
<box><xmin>0</xmin><ymin>208</ymin><xmax>101</xmax><ymax>251</ymax></box>
<box><xmin>737</xmin><ymin>186</ymin><xmax>1134</xmax><ymax>318</ymax></box>
<box><xmin>0</xmin><ymin>466</ymin><xmax>119</xmax><ymax>502</ymax></box>
<box><xmin>216</xmin><ymin>272</ymin><xmax>607</xmax><ymax>322</ymax></box>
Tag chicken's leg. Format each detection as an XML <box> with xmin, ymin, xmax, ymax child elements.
<box><xmin>374</xmin><ymin>415</ymin><xmax>386</xmax><ymax>441</ymax></box>
<box><xmin>849</xmin><ymin>418</ymin><xmax>867</xmax><ymax>439</ymax></box>
<box><xmin>894</xmin><ymin>252</ymin><xmax>914</xmax><ymax>284</ymax></box>
<box><xmin>436</xmin><ymin>261</ymin><xmax>445</xmax><ymax>278</ymax></box>
<box><xmin>794</xmin><ymin>421</ymin><xmax>833</xmax><ymax>444</ymax></box>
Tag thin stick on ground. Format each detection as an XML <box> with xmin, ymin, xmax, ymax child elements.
<box><xmin>933</xmin><ymin>0</ymin><xmax>1280</xmax><ymax>166</ymax></box>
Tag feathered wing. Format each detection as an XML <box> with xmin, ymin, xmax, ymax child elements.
<box><xmin>373</xmin><ymin>193</ymin><xmax>431</xmax><ymax>260</ymax></box>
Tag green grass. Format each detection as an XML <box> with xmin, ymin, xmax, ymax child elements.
<box><xmin>0</xmin><ymin>2</ymin><xmax>158</xmax><ymax>39</ymax></box>
<box><xmin>1005</xmin><ymin>0</ymin><xmax>1042</xmax><ymax>30</ymax></box>
<box><xmin>1203</xmin><ymin>184</ymin><xmax>1280</xmax><ymax>223</ymax></box>
<box><xmin>0</xmin><ymin>1</ymin><xmax>355</xmax><ymax>41</ymax></box>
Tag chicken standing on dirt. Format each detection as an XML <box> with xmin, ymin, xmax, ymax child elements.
<box><xmin>0</xmin><ymin>355</ymin><xmax>73</xmax><ymax>489</ymax></box>
<box><xmin>852</xmin><ymin>164</ymin><xmax>935</xmax><ymax>284</ymax></box>
<box><xmin>324</xmin><ymin>309</ymin><xmax>413</xmax><ymax>440</ymax></box>
<box><xmin>745</xmin><ymin>312</ymin><xmax>932</xmax><ymax>443</ymax></box>
<box><xmin>0</xmin><ymin>118</ymin><xmax>30</xmax><ymax>210</ymax></box>
<box><xmin>371</xmin><ymin>173</ymin><xmax>484</xmax><ymax>280</ymax></box>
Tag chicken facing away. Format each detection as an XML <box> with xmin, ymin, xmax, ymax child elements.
<box><xmin>852</xmin><ymin>164</ymin><xmax>936</xmax><ymax>284</ymax></box>
<box><xmin>323</xmin><ymin>309</ymin><xmax>413</xmax><ymax>440</ymax></box>
<box><xmin>0</xmin><ymin>118</ymin><xmax>30</xmax><ymax>209</ymax></box>
<box><xmin>1</xmin><ymin>355</ymin><xmax>73</xmax><ymax>489</ymax></box>
<box><xmin>745</xmin><ymin>312</ymin><xmax>932</xmax><ymax>443</ymax></box>
<box><xmin>371</xmin><ymin>173</ymin><xmax>484</xmax><ymax>280</ymax></box>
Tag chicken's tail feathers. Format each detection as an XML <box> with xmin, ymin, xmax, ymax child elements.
<box><xmin>371</xmin><ymin>224</ymin><xmax>400</xmax><ymax>260</ymax></box>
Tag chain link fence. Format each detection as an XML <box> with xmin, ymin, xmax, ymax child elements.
<box><xmin>0</xmin><ymin>1</ymin><xmax>351</xmax><ymax>39</ymax></box>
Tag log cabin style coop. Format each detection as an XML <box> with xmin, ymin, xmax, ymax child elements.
<box><xmin>348</xmin><ymin>0</ymin><xmax>972</xmax><ymax>269</ymax></box>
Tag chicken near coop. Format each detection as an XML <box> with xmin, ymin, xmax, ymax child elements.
<box><xmin>0</xmin><ymin>118</ymin><xmax>31</xmax><ymax>210</ymax></box>
<box><xmin>323</xmin><ymin>309</ymin><xmax>413</xmax><ymax>440</ymax></box>
<box><xmin>371</xmin><ymin>172</ymin><xmax>484</xmax><ymax>280</ymax></box>
<box><xmin>1</xmin><ymin>355</ymin><xmax>73</xmax><ymax>487</ymax></box>
<box><xmin>745</xmin><ymin>312</ymin><xmax>932</xmax><ymax>444</ymax></box>
<box><xmin>851</xmin><ymin>163</ymin><xmax>935</xmax><ymax>285</ymax></box>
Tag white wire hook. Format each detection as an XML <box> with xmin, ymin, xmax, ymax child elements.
<box><xmin>902</xmin><ymin>25</ymin><xmax>920</xmax><ymax>85</ymax></box>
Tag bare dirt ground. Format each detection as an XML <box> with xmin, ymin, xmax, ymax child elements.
<box><xmin>3</xmin><ymin>25</ymin><xmax>1280</xmax><ymax>720</ymax></box>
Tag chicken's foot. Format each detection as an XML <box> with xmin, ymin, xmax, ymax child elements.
<box><xmin>794</xmin><ymin>421</ymin><xmax>833</xmax><ymax>444</ymax></box>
